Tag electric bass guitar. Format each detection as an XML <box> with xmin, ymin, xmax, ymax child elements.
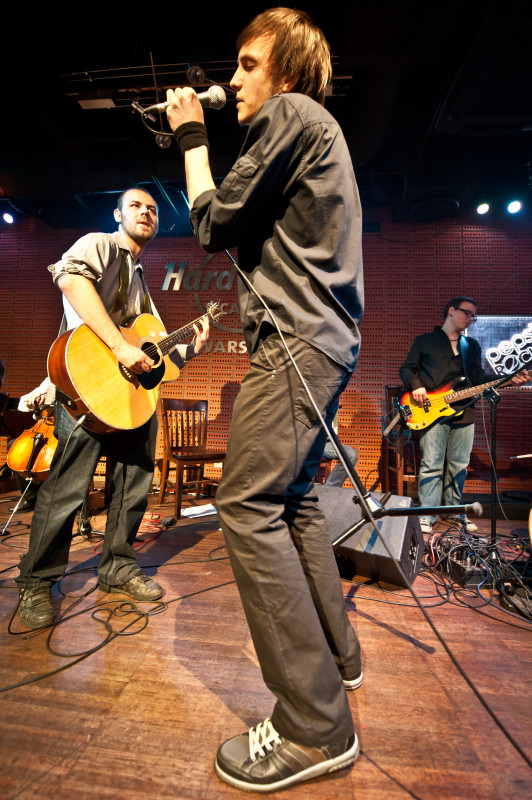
<box><xmin>398</xmin><ymin>371</ymin><xmax>523</xmax><ymax>431</ymax></box>
<box><xmin>47</xmin><ymin>301</ymin><xmax>224</xmax><ymax>434</ymax></box>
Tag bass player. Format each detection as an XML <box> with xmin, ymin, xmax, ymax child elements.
<box><xmin>400</xmin><ymin>295</ymin><xmax>529</xmax><ymax>535</ymax></box>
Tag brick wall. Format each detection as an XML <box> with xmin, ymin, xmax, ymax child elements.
<box><xmin>1</xmin><ymin>209</ymin><xmax>531</xmax><ymax>494</ymax></box>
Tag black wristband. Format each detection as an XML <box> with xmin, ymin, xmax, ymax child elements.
<box><xmin>174</xmin><ymin>122</ymin><xmax>209</xmax><ymax>154</ymax></box>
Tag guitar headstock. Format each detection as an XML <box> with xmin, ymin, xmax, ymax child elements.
<box><xmin>205</xmin><ymin>301</ymin><xmax>226</xmax><ymax>322</ymax></box>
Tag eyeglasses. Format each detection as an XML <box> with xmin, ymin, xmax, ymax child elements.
<box><xmin>455</xmin><ymin>307</ymin><xmax>477</xmax><ymax>322</ymax></box>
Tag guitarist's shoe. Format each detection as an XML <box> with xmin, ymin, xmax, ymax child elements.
<box><xmin>18</xmin><ymin>585</ymin><xmax>56</xmax><ymax>629</ymax></box>
<box><xmin>419</xmin><ymin>518</ymin><xmax>433</xmax><ymax>535</ymax></box>
<box><xmin>444</xmin><ymin>515</ymin><xmax>479</xmax><ymax>533</ymax></box>
<box><xmin>99</xmin><ymin>573</ymin><xmax>163</xmax><ymax>601</ymax></box>
<box><xmin>9</xmin><ymin>500</ymin><xmax>36</xmax><ymax>514</ymax></box>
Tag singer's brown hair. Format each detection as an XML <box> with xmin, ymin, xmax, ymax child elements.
<box><xmin>237</xmin><ymin>8</ymin><xmax>331</xmax><ymax>106</ymax></box>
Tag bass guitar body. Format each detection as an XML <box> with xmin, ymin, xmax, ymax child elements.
<box><xmin>398</xmin><ymin>371</ymin><xmax>518</xmax><ymax>431</ymax></box>
<box><xmin>399</xmin><ymin>381</ymin><xmax>459</xmax><ymax>431</ymax></box>
<box><xmin>48</xmin><ymin>314</ymin><xmax>180</xmax><ymax>434</ymax></box>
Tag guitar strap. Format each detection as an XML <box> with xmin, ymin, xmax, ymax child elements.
<box><xmin>112</xmin><ymin>249</ymin><xmax>151</xmax><ymax>315</ymax></box>
<box><xmin>459</xmin><ymin>335</ymin><xmax>470</xmax><ymax>382</ymax></box>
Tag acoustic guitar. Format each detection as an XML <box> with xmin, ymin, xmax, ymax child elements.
<box><xmin>398</xmin><ymin>372</ymin><xmax>522</xmax><ymax>431</ymax></box>
<box><xmin>48</xmin><ymin>301</ymin><xmax>223</xmax><ymax>434</ymax></box>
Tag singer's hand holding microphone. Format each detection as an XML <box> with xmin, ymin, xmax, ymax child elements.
<box><xmin>165</xmin><ymin>87</ymin><xmax>205</xmax><ymax>132</ymax></box>
<box><xmin>139</xmin><ymin>86</ymin><xmax>225</xmax><ymax>147</ymax></box>
<box><xmin>145</xmin><ymin>85</ymin><xmax>225</xmax><ymax>132</ymax></box>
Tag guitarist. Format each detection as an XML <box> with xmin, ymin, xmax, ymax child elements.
<box><xmin>15</xmin><ymin>188</ymin><xmax>210</xmax><ymax>629</ymax></box>
<box><xmin>400</xmin><ymin>296</ymin><xmax>529</xmax><ymax>535</ymax></box>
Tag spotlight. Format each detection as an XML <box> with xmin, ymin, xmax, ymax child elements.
<box><xmin>507</xmin><ymin>200</ymin><xmax>522</xmax><ymax>214</ymax></box>
<box><xmin>476</xmin><ymin>202</ymin><xmax>490</xmax><ymax>215</ymax></box>
<box><xmin>3</xmin><ymin>212</ymin><xmax>14</xmax><ymax>224</ymax></box>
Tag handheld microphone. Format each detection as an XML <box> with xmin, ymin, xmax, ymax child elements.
<box><xmin>144</xmin><ymin>85</ymin><xmax>226</xmax><ymax>114</ymax></box>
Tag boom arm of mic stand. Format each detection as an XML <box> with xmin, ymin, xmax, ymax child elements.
<box><xmin>331</xmin><ymin>497</ymin><xmax>484</xmax><ymax>549</ymax></box>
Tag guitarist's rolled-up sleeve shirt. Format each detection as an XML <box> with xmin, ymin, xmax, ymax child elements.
<box><xmin>49</xmin><ymin>230</ymin><xmax>195</xmax><ymax>367</ymax></box>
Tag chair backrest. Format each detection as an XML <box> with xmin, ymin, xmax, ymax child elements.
<box><xmin>160</xmin><ymin>398</ymin><xmax>209</xmax><ymax>451</ymax></box>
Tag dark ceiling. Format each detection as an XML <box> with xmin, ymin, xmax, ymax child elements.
<box><xmin>2</xmin><ymin>0</ymin><xmax>531</xmax><ymax>234</ymax></box>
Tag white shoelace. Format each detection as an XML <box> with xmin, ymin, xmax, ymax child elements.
<box><xmin>248</xmin><ymin>718</ymin><xmax>282</xmax><ymax>761</ymax></box>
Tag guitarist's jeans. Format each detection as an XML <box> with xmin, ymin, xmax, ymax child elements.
<box><xmin>16</xmin><ymin>402</ymin><xmax>158</xmax><ymax>589</ymax></box>
<box><xmin>418</xmin><ymin>417</ymin><xmax>475</xmax><ymax>523</ymax></box>
<box><xmin>214</xmin><ymin>331</ymin><xmax>361</xmax><ymax>749</ymax></box>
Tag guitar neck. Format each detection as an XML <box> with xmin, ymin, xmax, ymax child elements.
<box><xmin>158</xmin><ymin>313</ymin><xmax>211</xmax><ymax>356</ymax></box>
<box><xmin>447</xmin><ymin>377</ymin><xmax>510</xmax><ymax>402</ymax></box>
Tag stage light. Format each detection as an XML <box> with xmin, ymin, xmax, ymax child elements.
<box><xmin>3</xmin><ymin>212</ymin><xmax>14</xmax><ymax>224</ymax></box>
<box><xmin>507</xmin><ymin>200</ymin><xmax>522</xmax><ymax>214</ymax></box>
<box><xmin>476</xmin><ymin>202</ymin><xmax>490</xmax><ymax>215</ymax></box>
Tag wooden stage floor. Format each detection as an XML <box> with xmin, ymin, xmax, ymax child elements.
<box><xmin>0</xmin><ymin>487</ymin><xmax>531</xmax><ymax>799</ymax></box>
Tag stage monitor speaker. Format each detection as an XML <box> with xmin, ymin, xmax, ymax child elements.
<box><xmin>315</xmin><ymin>484</ymin><xmax>424</xmax><ymax>588</ymax></box>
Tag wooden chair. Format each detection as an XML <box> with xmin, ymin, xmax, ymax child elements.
<box><xmin>158</xmin><ymin>398</ymin><xmax>226</xmax><ymax>518</ymax></box>
<box><xmin>316</xmin><ymin>457</ymin><xmax>334</xmax><ymax>484</ymax></box>
<box><xmin>382</xmin><ymin>385</ymin><xmax>419</xmax><ymax>496</ymax></box>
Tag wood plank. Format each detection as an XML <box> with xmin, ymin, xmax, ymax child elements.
<box><xmin>0</xmin><ymin>491</ymin><xmax>531</xmax><ymax>799</ymax></box>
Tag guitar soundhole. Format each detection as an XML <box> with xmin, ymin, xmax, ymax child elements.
<box><xmin>117</xmin><ymin>362</ymin><xmax>165</xmax><ymax>389</ymax></box>
<box><xmin>138</xmin><ymin>363</ymin><xmax>165</xmax><ymax>390</ymax></box>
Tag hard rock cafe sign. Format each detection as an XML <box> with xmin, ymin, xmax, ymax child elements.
<box><xmin>161</xmin><ymin>253</ymin><xmax>246</xmax><ymax>354</ymax></box>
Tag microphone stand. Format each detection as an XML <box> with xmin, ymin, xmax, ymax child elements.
<box><xmin>480</xmin><ymin>372</ymin><xmax>520</xmax><ymax>588</ymax></box>
<box><xmin>484</xmin><ymin>386</ymin><xmax>501</xmax><ymax>553</ymax></box>
<box><xmin>326</xmin><ymin>429</ymin><xmax>483</xmax><ymax>549</ymax></box>
<box><xmin>1</xmin><ymin>478</ymin><xmax>34</xmax><ymax>536</ymax></box>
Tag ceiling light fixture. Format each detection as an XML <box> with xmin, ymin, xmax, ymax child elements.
<box><xmin>507</xmin><ymin>200</ymin><xmax>522</xmax><ymax>214</ymax></box>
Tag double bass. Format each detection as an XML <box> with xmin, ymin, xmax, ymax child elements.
<box><xmin>7</xmin><ymin>406</ymin><xmax>58</xmax><ymax>482</ymax></box>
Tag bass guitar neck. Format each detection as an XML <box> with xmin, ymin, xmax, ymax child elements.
<box><xmin>399</xmin><ymin>374</ymin><xmax>517</xmax><ymax>431</ymax></box>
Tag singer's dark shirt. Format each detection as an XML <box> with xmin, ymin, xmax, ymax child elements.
<box><xmin>399</xmin><ymin>327</ymin><xmax>494</xmax><ymax>423</ymax></box>
<box><xmin>190</xmin><ymin>92</ymin><xmax>364</xmax><ymax>371</ymax></box>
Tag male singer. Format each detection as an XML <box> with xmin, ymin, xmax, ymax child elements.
<box><xmin>167</xmin><ymin>8</ymin><xmax>364</xmax><ymax>792</ymax></box>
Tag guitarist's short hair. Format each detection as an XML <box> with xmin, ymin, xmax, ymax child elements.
<box><xmin>116</xmin><ymin>188</ymin><xmax>157</xmax><ymax>213</ymax></box>
<box><xmin>444</xmin><ymin>296</ymin><xmax>478</xmax><ymax>319</ymax></box>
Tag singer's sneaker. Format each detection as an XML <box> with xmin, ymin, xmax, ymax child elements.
<box><xmin>343</xmin><ymin>671</ymin><xmax>364</xmax><ymax>691</ymax></box>
<box><xmin>215</xmin><ymin>717</ymin><xmax>359</xmax><ymax>792</ymax></box>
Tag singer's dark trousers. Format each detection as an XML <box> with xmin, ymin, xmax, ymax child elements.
<box><xmin>215</xmin><ymin>331</ymin><xmax>361</xmax><ymax>747</ymax></box>
<box><xmin>17</xmin><ymin>402</ymin><xmax>157</xmax><ymax>589</ymax></box>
